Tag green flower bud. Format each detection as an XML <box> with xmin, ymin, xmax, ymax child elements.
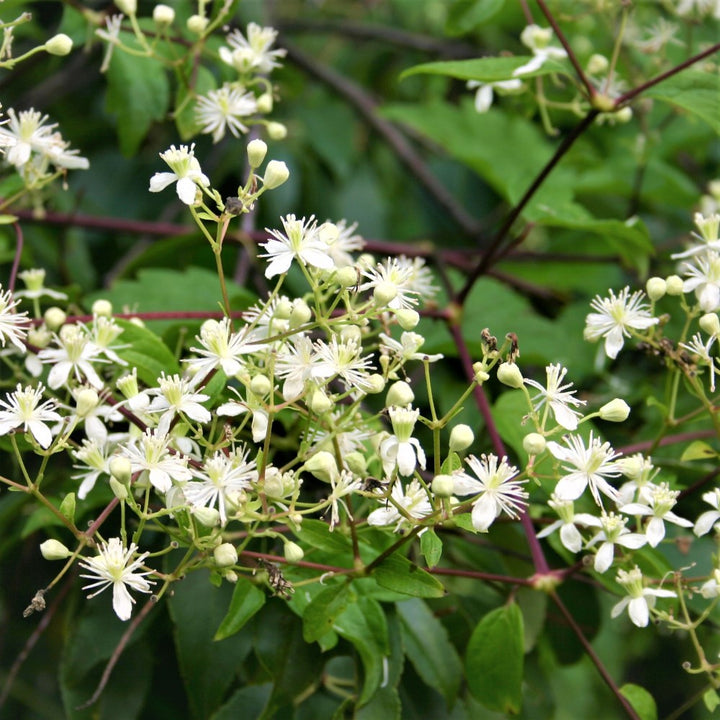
<box><xmin>284</xmin><ymin>541</ymin><xmax>304</xmax><ymax>563</ymax></box>
<box><xmin>449</xmin><ymin>424</ymin><xmax>474</xmax><ymax>452</ymax></box>
<box><xmin>247</xmin><ymin>139</ymin><xmax>267</xmax><ymax>168</ymax></box>
<box><xmin>40</xmin><ymin>539</ymin><xmax>72</xmax><ymax>560</ymax></box>
<box><xmin>386</xmin><ymin>380</ymin><xmax>414</xmax><ymax>408</ymax></box>
<box><xmin>289</xmin><ymin>299</ymin><xmax>311</xmax><ymax>327</ymax></box>
<box><xmin>700</xmin><ymin>313</ymin><xmax>720</xmax><ymax>336</ymax></box>
<box><xmin>396</xmin><ymin>308</ymin><xmax>420</xmax><ymax>330</ymax></box>
<box><xmin>43</xmin><ymin>307</ymin><xmax>66</xmax><ymax>331</ymax></box>
<box><xmin>304</xmin><ymin>451</ymin><xmax>338</xmax><ymax>483</ymax></box>
<box><xmin>646</xmin><ymin>277</ymin><xmax>666</xmax><ymax>301</ymax></box>
<box><xmin>91</xmin><ymin>299</ymin><xmax>113</xmax><ymax>317</ymax></box>
<box><xmin>364</xmin><ymin>374</ymin><xmax>386</xmax><ymax>394</ymax></box>
<box><xmin>45</xmin><ymin>33</ymin><xmax>73</xmax><ymax>56</ymax></box>
<box><xmin>74</xmin><ymin>387</ymin><xmax>99</xmax><ymax>417</ymax></box>
<box><xmin>256</xmin><ymin>93</ymin><xmax>273</xmax><ymax>114</ymax></box>
<box><xmin>28</xmin><ymin>325</ymin><xmax>52</xmax><ymax>348</ymax></box>
<box><xmin>115</xmin><ymin>0</ymin><xmax>137</xmax><ymax>15</ymax></box>
<box><xmin>665</xmin><ymin>275</ymin><xmax>684</xmax><ymax>295</ymax></box>
<box><xmin>431</xmin><ymin>474</ymin><xmax>455</xmax><ymax>497</ymax></box>
<box><xmin>275</xmin><ymin>298</ymin><xmax>293</xmax><ymax>319</ymax></box>
<box><xmin>193</xmin><ymin>506</ymin><xmax>221</xmax><ymax>527</ymax></box>
<box><xmin>214</xmin><ymin>543</ymin><xmax>238</xmax><ymax>567</ymax></box>
<box><xmin>373</xmin><ymin>281</ymin><xmax>397</xmax><ymax>307</ymax></box>
<box><xmin>473</xmin><ymin>362</ymin><xmax>490</xmax><ymax>383</ymax></box>
<box><xmin>523</xmin><ymin>433</ymin><xmax>546</xmax><ymax>455</ymax></box>
<box><xmin>186</xmin><ymin>14</ymin><xmax>208</xmax><ymax>34</ymax></box>
<box><xmin>587</xmin><ymin>53</ymin><xmax>609</xmax><ymax>75</ymax></box>
<box><xmin>267</xmin><ymin>122</ymin><xmax>287</xmax><ymax>140</ymax></box>
<box><xmin>263</xmin><ymin>160</ymin><xmax>289</xmax><ymax>189</ymax></box>
<box><xmin>340</xmin><ymin>324</ymin><xmax>362</xmax><ymax>344</ymax></box>
<box><xmin>308</xmin><ymin>389</ymin><xmax>333</xmax><ymax>414</ymax></box>
<box><xmin>336</xmin><ymin>266</ymin><xmax>358</xmax><ymax>288</ymax></box>
<box><xmin>153</xmin><ymin>4</ymin><xmax>175</xmax><ymax>26</ymax></box>
<box><xmin>109</xmin><ymin>456</ymin><xmax>132</xmax><ymax>484</ymax></box>
<box><xmin>59</xmin><ymin>493</ymin><xmax>76</xmax><ymax>522</ymax></box>
<box><xmin>497</xmin><ymin>362</ymin><xmax>524</xmax><ymax>389</ymax></box>
<box><xmin>109</xmin><ymin>477</ymin><xmax>129</xmax><ymax>500</ymax></box>
<box><xmin>250</xmin><ymin>374</ymin><xmax>272</xmax><ymax>397</ymax></box>
<box><xmin>345</xmin><ymin>452</ymin><xmax>367</xmax><ymax>476</ymax></box>
<box><xmin>599</xmin><ymin>398</ymin><xmax>630</xmax><ymax>422</ymax></box>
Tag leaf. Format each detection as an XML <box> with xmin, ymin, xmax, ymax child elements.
<box><xmin>401</xmin><ymin>56</ymin><xmax>569</xmax><ymax>83</ymax></box>
<box><xmin>646</xmin><ymin>71</ymin><xmax>720</xmax><ymax>134</ymax></box>
<box><xmin>373</xmin><ymin>553</ymin><xmax>446</xmax><ymax>598</ymax></box>
<box><xmin>214</xmin><ymin>576</ymin><xmax>266</xmax><ymax>641</ymax></box>
<box><xmin>465</xmin><ymin>603</ymin><xmax>524</xmax><ymax>713</ymax></box>
<box><xmin>295</xmin><ymin>518</ymin><xmax>354</xmax><ymax>554</ymax></box>
<box><xmin>355</xmin><ymin>687</ymin><xmax>402</xmax><ymax>720</ymax></box>
<box><xmin>620</xmin><ymin>684</ymin><xmax>658</xmax><ymax>720</ymax></box>
<box><xmin>680</xmin><ymin>440</ymin><xmax>717</xmax><ymax>462</ymax></box>
<box><xmin>212</xmin><ymin>683</ymin><xmax>273</xmax><ymax>720</ymax></box>
<box><xmin>420</xmin><ymin>529</ymin><xmax>443</xmax><ymax>568</ymax></box>
<box><xmin>302</xmin><ymin>583</ymin><xmax>353</xmax><ymax>642</ymax></box>
<box><xmin>105</xmin><ymin>40</ymin><xmax>170</xmax><ymax>155</ymax></box>
<box><xmin>704</xmin><ymin>688</ymin><xmax>720</xmax><ymax>713</ymax></box>
<box><xmin>112</xmin><ymin>318</ymin><xmax>180</xmax><ymax>386</ymax></box>
<box><xmin>397</xmin><ymin>598</ymin><xmax>462</xmax><ymax>708</ymax></box>
<box><xmin>445</xmin><ymin>0</ymin><xmax>506</xmax><ymax>35</ymax></box>
<box><xmin>334</xmin><ymin>596</ymin><xmax>389</xmax><ymax>705</ymax></box>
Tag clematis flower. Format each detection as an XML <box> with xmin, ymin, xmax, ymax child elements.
<box><xmin>0</xmin><ymin>383</ymin><xmax>61</xmax><ymax>448</ymax></box>
<box><xmin>611</xmin><ymin>566</ymin><xmax>676</xmax><ymax>628</ymax></box>
<box><xmin>694</xmin><ymin>489</ymin><xmax>720</xmax><ymax>536</ymax></box>
<box><xmin>195</xmin><ymin>84</ymin><xmax>258</xmax><ymax>143</ymax></box>
<box><xmin>149</xmin><ymin>144</ymin><xmax>209</xmax><ymax>205</ymax></box>
<box><xmin>583</xmin><ymin>512</ymin><xmax>646</xmax><ymax>573</ymax></box>
<box><xmin>536</xmin><ymin>494</ymin><xmax>597</xmax><ymax>553</ymax></box>
<box><xmin>621</xmin><ymin>483</ymin><xmax>693</xmax><ymax>547</ymax></box>
<box><xmin>0</xmin><ymin>286</ymin><xmax>29</xmax><ymax>351</ymax></box>
<box><xmin>380</xmin><ymin>405</ymin><xmax>426</xmax><ymax>477</ymax></box>
<box><xmin>524</xmin><ymin>363</ymin><xmax>585</xmax><ymax>430</ymax></box>
<box><xmin>367</xmin><ymin>478</ymin><xmax>432</xmax><ymax>532</ymax></box>
<box><xmin>513</xmin><ymin>25</ymin><xmax>568</xmax><ymax>77</ymax></box>
<box><xmin>219</xmin><ymin>22</ymin><xmax>286</xmax><ymax>74</ymax></box>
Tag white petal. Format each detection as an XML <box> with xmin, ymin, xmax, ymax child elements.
<box><xmin>474</xmin><ymin>84</ymin><xmax>493</xmax><ymax>113</ymax></box>
<box><xmin>645</xmin><ymin>517</ymin><xmax>665</xmax><ymax>547</ymax></box>
<box><xmin>112</xmin><ymin>581</ymin><xmax>134</xmax><ymax>621</ymax></box>
<box><xmin>27</xmin><ymin>420</ymin><xmax>53</xmax><ymax>449</ymax></box>
<box><xmin>594</xmin><ymin>542</ymin><xmax>614</xmax><ymax>573</ymax></box>
<box><xmin>560</xmin><ymin>523</ymin><xmax>583</xmax><ymax>553</ymax></box>
<box><xmin>694</xmin><ymin>510</ymin><xmax>720</xmax><ymax>536</ymax></box>
<box><xmin>628</xmin><ymin>597</ymin><xmax>649</xmax><ymax>627</ymax></box>
<box><xmin>471</xmin><ymin>493</ymin><xmax>497</xmax><ymax>532</ymax></box>
<box><xmin>396</xmin><ymin>441</ymin><xmax>417</xmax><ymax>476</ymax></box>
<box><xmin>149</xmin><ymin>172</ymin><xmax>177</xmax><ymax>193</ymax></box>
<box><xmin>176</xmin><ymin>177</ymin><xmax>198</xmax><ymax>205</ymax></box>
<box><xmin>604</xmin><ymin>327</ymin><xmax>625</xmax><ymax>359</ymax></box>
<box><xmin>552</xmin><ymin>402</ymin><xmax>579</xmax><ymax>430</ymax></box>
<box><xmin>555</xmin><ymin>473</ymin><xmax>587</xmax><ymax>501</ymax></box>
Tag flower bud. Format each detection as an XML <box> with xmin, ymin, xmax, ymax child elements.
<box><xmin>247</xmin><ymin>139</ymin><xmax>267</xmax><ymax>168</ymax></box>
<box><xmin>28</xmin><ymin>325</ymin><xmax>52</xmax><ymax>348</ymax></box>
<box><xmin>497</xmin><ymin>362</ymin><xmax>524</xmax><ymax>389</ymax></box>
<box><xmin>74</xmin><ymin>387</ymin><xmax>99</xmax><ymax>417</ymax></box>
<box><xmin>615</xmin><ymin>107</ymin><xmax>633</xmax><ymax>123</ymax></box>
<box><xmin>250</xmin><ymin>374</ymin><xmax>271</xmax><ymax>397</ymax></box>
<box><xmin>115</xmin><ymin>0</ymin><xmax>137</xmax><ymax>15</ymax></box>
<box><xmin>304</xmin><ymin>451</ymin><xmax>338</xmax><ymax>483</ymax></box>
<box><xmin>91</xmin><ymin>299</ymin><xmax>113</xmax><ymax>317</ymax></box>
<box><xmin>523</xmin><ymin>433</ymin><xmax>546</xmax><ymax>456</ymax></box>
<box><xmin>340</xmin><ymin>324</ymin><xmax>362</xmax><ymax>344</ymax></box>
<box><xmin>224</xmin><ymin>570</ymin><xmax>238</xmax><ymax>583</ymax></box>
<box><xmin>256</xmin><ymin>93</ymin><xmax>273</xmax><ymax>114</ymax></box>
<box><xmin>40</xmin><ymin>539</ymin><xmax>72</xmax><ymax>560</ymax></box>
<box><xmin>263</xmin><ymin>469</ymin><xmax>285</xmax><ymax>497</ymax></box>
<box><xmin>431</xmin><ymin>474</ymin><xmax>455</xmax><ymax>497</ymax></box>
<box><xmin>599</xmin><ymin>398</ymin><xmax>631</xmax><ymax>422</ymax></box>
<box><xmin>473</xmin><ymin>362</ymin><xmax>490</xmax><ymax>383</ymax></box>
<box><xmin>665</xmin><ymin>275</ymin><xmax>684</xmax><ymax>296</ymax></box>
<box><xmin>214</xmin><ymin>543</ymin><xmax>238</xmax><ymax>567</ymax></box>
<box><xmin>44</xmin><ymin>306</ymin><xmax>66</xmax><ymax>331</ymax></box>
<box><xmin>193</xmin><ymin>506</ymin><xmax>220</xmax><ymax>527</ymax></box>
<box><xmin>587</xmin><ymin>53</ymin><xmax>609</xmax><ymax>75</ymax></box>
<box><xmin>373</xmin><ymin>281</ymin><xmax>397</xmax><ymax>307</ymax></box>
<box><xmin>284</xmin><ymin>541</ymin><xmax>304</xmax><ymax>563</ymax></box>
<box><xmin>109</xmin><ymin>456</ymin><xmax>132</xmax><ymax>484</ymax></box>
<box><xmin>109</xmin><ymin>477</ymin><xmax>129</xmax><ymax>500</ymax></box>
<box><xmin>700</xmin><ymin>313</ymin><xmax>720</xmax><ymax>336</ymax></box>
<box><xmin>267</xmin><ymin>122</ymin><xmax>287</xmax><ymax>140</ymax></box>
<box><xmin>289</xmin><ymin>299</ymin><xmax>311</xmax><ymax>327</ymax></box>
<box><xmin>153</xmin><ymin>4</ymin><xmax>175</xmax><ymax>26</ymax></box>
<box><xmin>336</xmin><ymin>266</ymin><xmax>358</xmax><ymax>288</ymax></box>
<box><xmin>308</xmin><ymin>389</ymin><xmax>332</xmax><ymax>414</ymax></box>
<box><xmin>386</xmin><ymin>381</ymin><xmax>414</xmax><ymax>408</ymax></box>
<box><xmin>263</xmin><ymin>160</ymin><xmax>289</xmax><ymax>189</ymax></box>
<box><xmin>186</xmin><ymin>14</ymin><xmax>208</xmax><ymax>34</ymax></box>
<box><xmin>275</xmin><ymin>298</ymin><xmax>293</xmax><ymax>319</ymax></box>
<box><xmin>45</xmin><ymin>33</ymin><xmax>73</xmax><ymax>56</ymax></box>
<box><xmin>59</xmin><ymin>493</ymin><xmax>76</xmax><ymax>522</ymax></box>
<box><xmin>449</xmin><ymin>424</ymin><xmax>474</xmax><ymax>452</ymax></box>
<box><xmin>646</xmin><ymin>277</ymin><xmax>666</xmax><ymax>301</ymax></box>
<box><xmin>345</xmin><ymin>452</ymin><xmax>367</xmax><ymax>476</ymax></box>
<box><xmin>395</xmin><ymin>308</ymin><xmax>420</xmax><ymax>330</ymax></box>
<box><xmin>364</xmin><ymin>374</ymin><xmax>385</xmax><ymax>394</ymax></box>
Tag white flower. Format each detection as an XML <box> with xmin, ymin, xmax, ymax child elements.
<box><xmin>326</xmin><ymin>219</ymin><xmax>364</xmax><ymax>267</ymax></box>
<box><xmin>379</xmin><ymin>331</ymin><xmax>443</xmax><ymax>363</ymax></box>
<box><xmin>183</xmin><ymin>447</ymin><xmax>256</xmax><ymax>524</ymax></box>
<box><xmin>536</xmin><ymin>494</ymin><xmax>597</xmax><ymax>553</ymax></box>
<box><xmin>467</xmin><ymin>78</ymin><xmax>522</xmax><ymax>113</ymax></box>
<box><xmin>121</xmin><ymin>428</ymin><xmax>192</xmax><ymax>493</ymax></box>
<box><xmin>260</xmin><ymin>215</ymin><xmax>336</xmax><ymax>279</ymax></box>
<box><xmin>327</xmin><ymin>469</ymin><xmax>363</xmax><ymax>530</ymax></box>
<box><xmin>621</xmin><ymin>483</ymin><xmax>693</xmax><ymax>547</ymax></box>
<box><xmin>185</xmin><ymin>318</ymin><xmax>263</xmax><ymax>381</ymax></box>
<box><xmin>616</xmin><ymin>454</ymin><xmax>659</xmax><ymax>506</ymax></box>
<box><xmin>359</xmin><ymin>257</ymin><xmax>420</xmax><ymax>310</ymax></box>
<box><xmin>79</xmin><ymin>538</ymin><xmax>155</xmax><ymax>621</ymax></box>
<box><xmin>15</xmin><ymin>269</ymin><xmax>67</xmax><ymax>301</ymax></box>
<box><xmin>0</xmin><ymin>286</ymin><xmax>29</xmax><ymax>351</ymax></box>
<box><xmin>671</xmin><ymin>212</ymin><xmax>720</xmax><ymax>259</ymax></box>
<box><xmin>195</xmin><ymin>84</ymin><xmax>258</xmax><ymax>143</ymax></box>
<box><xmin>274</xmin><ymin>333</ymin><xmax>320</xmax><ymax>400</ymax></box>
<box><xmin>367</xmin><ymin>478</ymin><xmax>432</xmax><ymax>532</ymax></box>
<box><xmin>73</xmin><ymin>438</ymin><xmax>114</xmax><ymax>499</ymax></box>
<box><xmin>694</xmin><ymin>489</ymin><xmax>720</xmax><ymax>536</ymax></box>
<box><xmin>219</xmin><ymin>22</ymin><xmax>286</xmax><ymax>75</ymax></box>
<box><xmin>96</xmin><ymin>14</ymin><xmax>124</xmax><ymax>72</ymax></box>
<box><xmin>679</xmin><ymin>332</ymin><xmax>718</xmax><ymax>391</ymax></box>
<box><xmin>524</xmin><ymin>363</ymin><xmax>585</xmax><ymax>430</ymax></box>
<box><xmin>313</xmin><ymin>336</ymin><xmax>375</xmax><ymax>392</ymax></box>
<box><xmin>513</xmin><ymin>25</ymin><xmax>568</xmax><ymax>77</ymax></box>
<box><xmin>0</xmin><ymin>383</ymin><xmax>61</xmax><ymax>449</ymax></box>
<box><xmin>681</xmin><ymin>252</ymin><xmax>720</xmax><ymax>312</ymax></box>
<box><xmin>547</xmin><ymin>432</ymin><xmax>621</xmax><ymax>506</ymax></box>
<box><xmin>452</xmin><ymin>454</ymin><xmax>527</xmax><ymax>532</ymax></box>
<box><xmin>611</xmin><ymin>566</ymin><xmax>675</xmax><ymax>628</ymax></box>
<box><xmin>584</xmin><ymin>512</ymin><xmax>647</xmax><ymax>573</ymax></box>
<box><xmin>149</xmin><ymin>144</ymin><xmax>209</xmax><ymax>206</ymax></box>
<box><xmin>584</xmin><ymin>287</ymin><xmax>658</xmax><ymax>359</ymax></box>
<box><xmin>380</xmin><ymin>405</ymin><xmax>426</xmax><ymax>477</ymax></box>
<box><xmin>146</xmin><ymin>372</ymin><xmax>211</xmax><ymax>435</ymax></box>
<box><xmin>217</xmin><ymin>386</ymin><xmax>270</xmax><ymax>444</ymax></box>
<box><xmin>676</xmin><ymin>0</ymin><xmax>720</xmax><ymax>19</ymax></box>
<box><xmin>38</xmin><ymin>324</ymin><xmax>107</xmax><ymax>389</ymax></box>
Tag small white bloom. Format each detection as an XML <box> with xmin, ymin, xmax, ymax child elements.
<box><xmin>149</xmin><ymin>144</ymin><xmax>209</xmax><ymax>205</ymax></box>
<box><xmin>326</xmin><ymin>219</ymin><xmax>364</xmax><ymax>267</ymax></box>
<box><xmin>15</xmin><ymin>269</ymin><xmax>67</xmax><ymax>301</ymax></box>
<box><xmin>73</xmin><ymin>438</ymin><xmax>115</xmax><ymax>499</ymax></box>
<box><xmin>219</xmin><ymin>22</ymin><xmax>286</xmax><ymax>75</ymax></box>
<box><xmin>38</xmin><ymin>324</ymin><xmax>107</xmax><ymax>389</ymax></box>
<box><xmin>274</xmin><ymin>334</ymin><xmax>321</xmax><ymax>400</ymax></box>
<box><xmin>621</xmin><ymin>483</ymin><xmax>693</xmax><ymax>547</ymax></box>
<box><xmin>121</xmin><ymin>428</ymin><xmax>192</xmax><ymax>493</ymax></box>
<box><xmin>327</xmin><ymin>469</ymin><xmax>363</xmax><ymax>530</ymax></box>
<box><xmin>146</xmin><ymin>372</ymin><xmax>211</xmax><ymax>435</ymax></box>
<box><xmin>360</xmin><ymin>258</ymin><xmax>421</xmax><ymax>310</ymax></box>
<box><xmin>313</xmin><ymin>336</ymin><xmax>375</xmax><ymax>393</ymax></box>
<box><xmin>524</xmin><ymin>363</ymin><xmax>585</xmax><ymax>430</ymax></box>
<box><xmin>584</xmin><ymin>512</ymin><xmax>647</xmax><ymax>573</ymax></box>
<box><xmin>467</xmin><ymin>78</ymin><xmax>522</xmax><ymax>113</ymax></box>
<box><xmin>0</xmin><ymin>286</ymin><xmax>29</xmax><ymax>352</ymax></box>
<box><xmin>96</xmin><ymin>14</ymin><xmax>124</xmax><ymax>72</ymax></box>
<box><xmin>195</xmin><ymin>84</ymin><xmax>258</xmax><ymax>143</ymax></box>
<box><xmin>611</xmin><ymin>566</ymin><xmax>675</xmax><ymax>628</ymax></box>
<box><xmin>367</xmin><ymin>478</ymin><xmax>432</xmax><ymax>532</ymax></box>
<box><xmin>694</xmin><ymin>488</ymin><xmax>720</xmax><ymax>536</ymax></box>
<box><xmin>379</xmin><ymin>405</ymin><xmax>426</xmax><ymax>478</ymax></box>
<box><xmin>79</xmin><ymin>538</ymin><xmax>155</xmax><ymax>621</ymax></box>
<box><xmin>547</xmin><ymin>432</ymin><xmax>621</xmax><ymax>506</ymax></box>
<box><xmin>452</xmin><ymin>454</ymin><xmax>527</xmax><ymax>532</ymax></box>
<box><xmin>679</xmin><ymin>332</ymin><xmax>718</xmax><ymax>391</ymax></box>
<box><xmin>379</xmin><ymin>330</ymin><xmax>443</xmax><ymax>364</ymax></box>
<box><xmin>513</xmin><ymin>24</ymin><xmax>568</xmax><ymax>77</ymax></box>
<box><xmin>0</xmin><ymin>383</ymin><xmax>61</xmax><ymax>448</ymax></box>
<box><xmin>536</xmin><ymin>495</ymin><xmax>597</xmax><ymax>553</ymax></box>
<box><xmin>217</xmin><ymin>386</ymin><xmax>270</xmax><ymax>444</ymax></box>
<box><xmin>584</xmin><ymin>287</ymin><xmax>658</xmax><ymax>359</ymax></box>
<box><xmin>681</xmin><ymin>251</ymin><xmax>720</xmax><ymax>312</ymax></box>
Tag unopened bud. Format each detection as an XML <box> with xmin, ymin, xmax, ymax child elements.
<box><xmin>186</xmin><ymin>14</ymin><xmax>208</xmax><ymax>34</ymax></box>
<box><xmin>345</xmin><ymin>452</ymin><xmax>367</xmax><ymax>476</ymax></box>
<box><xmin>373</xmin><ymin>281</ymin><xmax>397</xmax><ymax>307</ymax></box>
<box><xmin>386</xmin><ymin>381</ymin><xmax>414</xmax><ymax>408</ymax></box>
<box><xmin>395</xmin><ymin>308</ymin><xmax>420</xmax><ymax>330</ymax></box>
<box><xmin>646</xmin><ymin>277</ymin><xmax>666</xmax><ymax>301</ymax></box>
<box><xmin>247</xmin><ymin>139</ymin><xmax>267</xmax><ymax>168</ymax></box>
<box><xmin>44</xmin><ymin>306</ymin><xmax>66</xmax><ymax>331</ymax></box>
<box><xmin>700</xmin><ymin>313</ymin><xmax>720</xmax><ymax>336</ymax></box>
<box><xmin>153</xmin><ymin>4</ymin><xmax>175</xmax><ymax>26</ymax></box>
<box><xmin>283</xmin><ymin>541</ymin><xmax>304</xmax><ymax>563</ymax></box>
<box><xmin>473</xmin><ymin>362</ymin><xmax>490</xmax><ymax>383</ymax></box>
<box><xmin>109</xmin><ymin>477</ymin><xmax>129</xmax><ymax>500</ymax></box>
<box><xmin>364</xmin><ymin>374</ymin><xmax>385</xmax><ymax>394</ymax></box>
<box><xmin>59</xmin><ymin>493</ymin><xmax>76</xmax><ymax>522</ymax></box>
<box><xmin>665</xmin><ymin>275</ymin><xmax>684</xmax><ymax>296</ymax></box>
<box><xmin>256</xmin><ymin>93</ymin><xmax>273</xmax><ymax>113</ymax></box>
<box><xmin>308</xmin><ymin>389</ymin><xmax>332</xmax><ymax>414</ymax></box>
<box><xmin>449</xmin><ymin>424</ymin><xmax>474</xmax><ymax>452</ymax></box>
<box><xmin>40</xmin><ymin>539</ymin><xmax>72</xmax><ymax>560</ymax></box>
<box><xmin>587</xmin><ymin>53</ymin><xmax>609</xmax><ymax>75</ymax></box>
<box><xmin>262</xmin><ymin>160</ymin><xmax>289</xmax><ymax>189</ymax></box>
<box><xmin>91</xmin><ymin>299</ymin><xmax>113</xmax><ymax>317</ymax></box>
<box><xmin>599</xmin><ymin>398</ymin><xmax>630</xmax><ymax>422</ymax></box>
<box><xmin>267</xmin><ymin>122</ymin><xmax>287</xmax><ymax>140</ymax></box>
<box><xmin>289</xmin><ymin>299</ymin><xmax>311</xmax><ymax>327</ymax></box>
<box><xmin>250</xmin><ymin>374</ymin><xmax>271</xmax><ymax>397</ymax></box>
<box><xmin>523</xmin><ymin>433</ymin><xmax>546</xmax><ymax>455</ymax></box>
<box><xmin>214</xmin><ymin>543</ymin><xmax>238</xmax><ymax>567</ymax></box>
<box><xmin>45</xmin><ymin>33</ymin><xmax>73</xmax><ymax>56</ymax></box>
<box><xmin>340</xmin><ymin>325</ymin><xmax>362</xmax><ymax>344</ymax></box>
<box><xmin>109</xmin><ymin>456</ymin><xmax>132</xmax><ymax>484</ymax></box>
<box><xmin>336</xmin><ymin>266</ymin><xmax>358</xmax><ymax>288</ymax></box>
<box><xmin>193</xmin><ymin>506</ymin><xmax>220</xmax><ymax>527</ymax></box>
<box><xmin>431</xmin><ymin>474</ymin><xmax>455</xmax><ymax>497</ymax></box>
<box><xmin>115</xmin><ymin>0</ymin><xmax>137</xmax><ymax>15</ymax></box>
<box><xmin>304</xmin><ymin>451</ymin><xmax>338</xmax><ymax>483</ymax></box>
<box><xmin>497</xmin><ymin>362</ymin><xmax>524</xmax><ymax>389</ymax></box>
<box><xmin>75</xmin><ymin>387</ymin><xmax>99</xmax><ymax>417</ymax></box>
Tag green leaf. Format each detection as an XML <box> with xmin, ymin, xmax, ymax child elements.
<box><xmin>646</xmin><ymin>70</ymin><xmax>720</xmax><ymax>134</ymax></box>
<box><xmin>112</xmin><ymin>318</ymin><xmax>180</xmax><ymax>386</ymax></box>
<box><xmin>302</xmin><ymin>583</ymin><xmax>353</xmax><ymax>642</ymax></box>
<box><xmin>465</xmin><ymin>603</ymin><xmax>524</xmax><ymax>713</ymax></box>
<box><xmin>620</xmin><ymin>684</ymin><xmax>658</xmax><ymax>720</ymax></box>
<box><xmin>401</xmin><ymin>56</ymin><xmax>569</xmax><ymax>83</ymax></box>
<box><xmin>168</xmin><ymin>570</ymin><xmax>254</xmax><ymax>719</ymax></box>
<box><xmin>105</xmin><ymin>40</ymin><xmax>170</xmax><ymax>155</ymax></box>
<box><xmin>334</xmin><ymin>596</ymin><xmax>389</xmax><ymax>705</ymax></box>
<box><xmin>212</xmin><ymin>683</ymin><xmax>273</xmax><ymax>720</ymax></box>
<box><xmin>704</xmin><ymin>688</ymin><xmax>720</xmax><ymax>713</ymax></box>
<box><xmin>373</xmin><ymin>553</ymin><xmax>446</xmax><ymax>598</ymax></box>
<box><xmin>295</xmin><ymin>518</ymin><xmax>354</xmax><ymax>554</ymax></box>
<box><xmin>356</xmin><ymin>687</ymin><xmax>402</xmax><ymax>720</ymax></box>
<box><xmin>445</xmin><ymin>0</ymin><xmax>505</xmax><ymax>35</ymax></box>
<box><xmin>214</xmin><ymin>576</ymin><xmax>266</xmax><ymax>641</ymax></box>
<box><xmin>680</xmin><ymin>440</ymin><xmax>717</xmax><ymax>462</ymax></box>
<box><xmin>397</xmin><ymin>598</ymin><xmax>462</xmax><ymax>708</ymax></box>
<box><xmin>441</xmin><ymin>451</ymin><xmax>463</xmax><ymax>474</ymax></box>
<box><xmin>420</xmin><ymin>529</ymin><xmax>443</xmax><ymax>568</ymax></box>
